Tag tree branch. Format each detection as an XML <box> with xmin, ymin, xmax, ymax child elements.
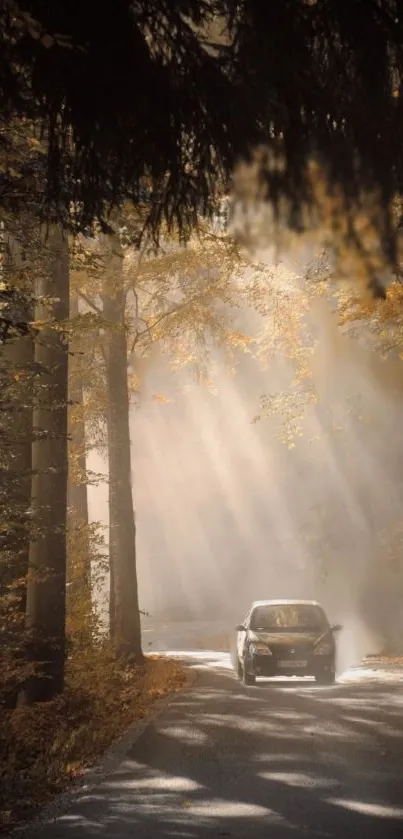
<box><xmin>127</xmin><ymin>288</ymin><xmax>141</xmax><ymax>360</ymax></box>
<box><xmin>78</xmin><ymin>292</ymin><xmax>103</xmax><ymax>316</ymax></box>
<box><xmin>98</xmin><ymin>338</ymin><xmax>107</xmax><ymax>363</ymax></box>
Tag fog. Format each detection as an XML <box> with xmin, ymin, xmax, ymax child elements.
<box><xmin>87</xmin><ymin>249</ymin><xmax>403</xmax><ymax>674</ymax></box>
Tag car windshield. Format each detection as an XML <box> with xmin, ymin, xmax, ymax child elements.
<box><xmin>250</xmin><ymin>604</ymin><xmax>328</xmax><ymax>632</ymax></box>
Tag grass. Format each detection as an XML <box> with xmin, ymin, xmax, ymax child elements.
<box><xmin>0</xmin><ymin>648</ymin><xmax>187</xmax><ymax>836</ymax></box>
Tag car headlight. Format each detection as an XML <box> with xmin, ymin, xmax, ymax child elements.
<box><xmin>314</xmin><ymin>641</ymin><xmax>333</xmax><ymax>655</ymax></box>
<box><xmin>250</xmin><ymin>643</ymin><xmax>272</xmax><ymax>656</ymax></box>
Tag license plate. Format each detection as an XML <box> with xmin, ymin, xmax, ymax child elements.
<box><xmin>278</xmin><ymin>660</ymin><xmax>307</xmax><ymax>668</ymax></box>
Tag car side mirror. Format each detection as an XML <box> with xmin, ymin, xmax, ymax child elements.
<box><xmin>235</xmin><ymin>624</ymin><xmax>246</xmax><ymax>632</ymax></box>
<box><xmin>331</xmin><ymin>624</ymin><xmax>343</xmax><ymax>633</ymax></box>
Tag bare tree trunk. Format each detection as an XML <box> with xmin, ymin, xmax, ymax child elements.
<box><xmin>0</xmin><ymin>285</ymin><xmax>33</xmax><ymax>707</ymax></box>
<box><xmin>20</xmin><ymin>227</ymin><xmax>69</xmax><ymax>704</ymax></box>
<box><xmin>102</xmin><ymin>237</ymin><xmax>142</xmax><ymax>660</ymax></box>
<box><xmin>67</xmin><ymin>294</ymin><xmax>93</xmax><ymax>645</ymax></box>
<box><xmin>0</xmin><ymin>332</ymin><xmax>33</xmax><ymax>571</ymax></box>
<box><xmin>109</xmin><ymin>549</ymin><xmax>116</xmax><ymax>641</ymax></box>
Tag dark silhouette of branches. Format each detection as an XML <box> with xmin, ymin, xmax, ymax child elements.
<box><xmin>0</xmin><ymin>1</ymin><xmax>401</xmax><ymax>260</ymax></box>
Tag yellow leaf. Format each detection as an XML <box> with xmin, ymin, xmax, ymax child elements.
<box><xmin>151</xmin><ymin>392</ymin><xmax>172</xmax><ymax>404</ymax></box>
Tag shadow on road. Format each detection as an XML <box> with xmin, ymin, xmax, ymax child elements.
<box><xmin>29</xmin><ymin>660</ymin><xmax>403</xmax><ymax>839</ymax></box>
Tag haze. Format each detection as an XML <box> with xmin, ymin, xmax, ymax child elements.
<box><xmin>88</xmin><ymin>248</ymin><xmax>403</xmax><ymax>675</ymax></box>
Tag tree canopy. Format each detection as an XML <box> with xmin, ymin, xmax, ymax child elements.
<box><xmin>1</xmin><ymin>1</ymin><xmax>403</xmax><ymax>262</ymax></box>
<box><xmin>0</xmin><ymin>1</ymin><xmax>256</xmax><ymax>234</ymax></box>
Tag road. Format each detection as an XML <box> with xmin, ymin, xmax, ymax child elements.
<box><xmin>141</xmin><ymin>620</ymin><xmax>232</xmax><ymax>652</ymax></box>
<box><xmin>26</xmin><ymin>648</ymin><xmax>403</xmax><ymax>839</ymax></box>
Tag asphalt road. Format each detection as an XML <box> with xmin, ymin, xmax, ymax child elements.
<box><xmin>26</xmin><ymin>651</ymin><xmax>403</xmax><ymax>839</ymax></box>
<box><xmin>141</xmin><ymin>620</ymin><xmax>232</xmax><ymax>652</ymax></box>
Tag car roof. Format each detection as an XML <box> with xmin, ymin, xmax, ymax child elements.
<box><xmin>250</xmin><ymin>599</ymin><xmax>322</xmax><ymax>608</ymax></box>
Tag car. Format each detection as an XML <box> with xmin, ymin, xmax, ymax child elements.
<box><xmin>234</xmin><ymin>599</ymin><xmax>342</xmax><ymax>686</ymax></box>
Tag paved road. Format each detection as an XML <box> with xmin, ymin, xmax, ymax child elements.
<box><xmin>141</xmin><ymin>621</ymin><xmax>232</xmax><ymax>651</ymax></box>
<box><xmin>28</xmin><ymin>652</ymin><xmax>403</xmax><ymax>839</ymax></box>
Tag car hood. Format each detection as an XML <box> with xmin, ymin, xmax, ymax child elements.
<box><xmin>249</xmin><ymin>630</ymin><xmax>327</xmax><ymax>647</ymax></box>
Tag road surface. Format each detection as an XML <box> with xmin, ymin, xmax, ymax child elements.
<box><xmin>26</xmin><ymin>650</ymin><xmax>403</xmax><ymax>839</ymax></box>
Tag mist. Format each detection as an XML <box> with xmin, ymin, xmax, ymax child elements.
<box><xmin>87</xmin><ymin>250</ymin><xmax>403</xmax><ymax>675</ymax></box>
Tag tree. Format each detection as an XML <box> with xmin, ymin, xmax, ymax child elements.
<box><xmin>249</xmin><ymin>250</ymin><xmax>403</xmax><ymax>651</ymax></box>
<box><xmin>0</xmin><ymin>232</ymin><xmax>34</xmax><ymax>706</ymax></box>
<box><xmin>100</xmin><ymin>236</ymin><xmax>142</xmax><ymax>659</ymax></box>
<box><xmin>0</xmin><ymin>2</ymin><xmax>255</xmax><ymax>237</ymax></box>
<box><xmin>1</xmin><ymin>2</ymin><xmax>403</xmax><ymax>272</ymax></box>
<box><xmin>68</xmin><ymin>233</ymin><xmax>141</xmax><ymax>655</ymax></box>
<box><xmin>20</xmin><ymin>227</ymin><xmax>70</xmax><ymax>704</ymax></box>
<box><xmin>66</xmin><ymin>293</ymin><xmax>93</xmax><ymax>647</ymax></box>
<box><xmin>75</xmin><ymin>218</ymin><xmax>252</xmax><ymax>656</ymax></box>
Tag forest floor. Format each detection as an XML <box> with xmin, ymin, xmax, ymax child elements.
<box><xmin>364</xmin><ymin>654</ymin><xmax>403</xmax><ymax>668</ymax></box>
<box><xmin>0</xmin><ymin>651</ymin><xmax>187</xmax><ymax>836</ymax></box>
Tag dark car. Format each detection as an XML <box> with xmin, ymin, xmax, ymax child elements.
<box><xmin>235</xmin><ymin>599</ymin><xmax>342</xmax><ymax>686</ymax></box>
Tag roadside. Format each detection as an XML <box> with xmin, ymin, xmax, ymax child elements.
<box><xmin>0</xmin><ymin>651</ymin><xmax>187</xmax><ymax>837</ymax></box>
<box><xmin>193</xmin><ymin>632</ymin><xmax>231</xmax><ymax>651</ymax></box>
<box><xmin>19</xmin><ymin>650</ymin><xmax>403</xmax><ymax>839</ymax></box>
<box><xmin>143</xmin><ymin>619</ymin><xmax>403</xmax><ymax>673</ymax></box>
<box><xmin>141</xmin><ymin>620</ymin><xmax>231</xmax><ymax>653</ymax></box>
<box><xmin>185</xmin><ymin>630</ymin><xmax>403</xmax><ymax>671</ymax></box>
<box><xmin>364</xmin><ymin>654</ymin><xmax>403</xmax><ymax>669</ymax></box>
<box><xmin>6</xmin><ymin>621</ymin><xmax>401</xmax><ymax>839</ymax></box>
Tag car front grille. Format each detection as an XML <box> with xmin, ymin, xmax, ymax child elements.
<box><xmin>269</xmin><ymin>645</ymin><xmax>312</xmax><ymax>659</ymax></box>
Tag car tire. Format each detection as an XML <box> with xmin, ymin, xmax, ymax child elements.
<box><xmin>315</xmin><ymin>671</ymin><xmax>335</xmax><ymax>685</ymax></box>
<box><xmin>242</xmin><ymin>661</ymin><xmax>256</xmax><ymax>686</ymax></box>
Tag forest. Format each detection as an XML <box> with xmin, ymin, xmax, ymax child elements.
<box><xmin>2</xmin><ymin>0</ymin><xmax>403</xmax><ymax>834</ymax></box>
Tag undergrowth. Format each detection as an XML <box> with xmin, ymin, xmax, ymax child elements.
<box><xmin>0</xmin><ymin>646</ymin><xmax>187</xmax><ymax>836</ymax></box>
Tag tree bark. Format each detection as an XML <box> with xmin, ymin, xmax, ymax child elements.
<box><xmin>102</xmin><ymin>237</ymin><xmax>142</xmax><ymax>660</ymax></box>
<box><xmin>20</xmin><ymin>227</ymin><xmax>69</xmax><ymax>704</ymax></box>
<box><xmin>67</xmin><ymin>294</ymin><xmax>92</xmax><ymax>644</ymax></box>
<box><xmin>0</xmin><ymin>285</ymin><xmax>33</xmax><ymax>707</ymax></box>
<box><xmin>109</xmin><ymin>547</ymin><xmax>116</xmax><ymax>641</ymax></box>
<box><xmin>0</xmin><ymin>332</ymin><xmax>33</xmax><ymax>561</ymax></box>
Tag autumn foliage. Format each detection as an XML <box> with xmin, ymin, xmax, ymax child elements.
<box><xmin>0</xmin><ymin>209</ymin><xmax>256</xmax><ymax>832</ymax></box>
<box><xmin>0</xmin><ymin>649</ymin><xmax>187</xmax><ymax>835</ymax></box>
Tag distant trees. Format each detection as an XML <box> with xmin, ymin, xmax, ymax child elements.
<box><xmin>251</xmin><ymin>251</ymin><xmax>403</xmax><ymax>652</ymax></box>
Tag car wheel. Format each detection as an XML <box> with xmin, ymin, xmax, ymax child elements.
<box><xmin>242</xmin><ymin>661</ymin><xmax>256</xmax><ymax>686</ymax></box>
<box><xmin>315</xmin><ymin>671</ymin><xmax>335</xmax><ymax>685</ymax></box>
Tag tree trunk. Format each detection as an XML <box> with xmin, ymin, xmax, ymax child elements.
<box><xmin>0</xmin><ymin>285</ymin><xmax>33</xmax><ymax>707</ymax></box>
<box><xmin>102</xmin><ymin>238</ymin><xmax>142</xmax><ymax>660</ymax></box>
<box><xmin>67</xmin><ymin>294</ymin><xmax>92</xmax><ymax>645</ymax></box>
<box><xmin>109</xmin><ymin>548</ymin><xmax>116</xmax><ymax>641</ymax></box>
<box><xmin>20</xmin><ymin>227</ymin><xmax>69</xmax><ymax>704</ymax></box>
